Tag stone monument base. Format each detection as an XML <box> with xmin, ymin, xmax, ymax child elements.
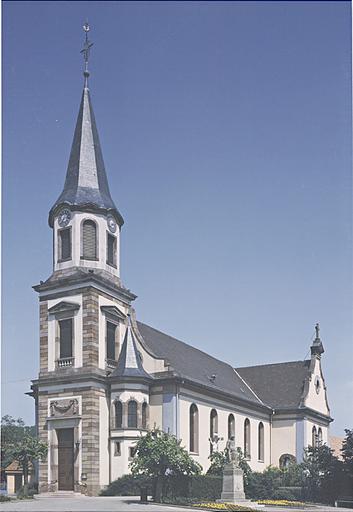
<box><xmin>218</xmin><ymin>463</ymin><xmax>253</xmax><ymax>506</ymax></box>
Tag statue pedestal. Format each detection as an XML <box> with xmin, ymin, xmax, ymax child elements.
<box><xmin>218</xmin><ymin>463</ymin><xmax>252</xmax><ymax>504</ymax></box>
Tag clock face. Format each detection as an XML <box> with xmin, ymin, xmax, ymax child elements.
<box><xmin>58</xmin><ymin>208</ymin><xmax>71</xmax><ymax>227</ymax></box>
<box><xmin>107</xmin><ymin>215</ymin><xmax>117</xmax><ymax>233</ymax></box>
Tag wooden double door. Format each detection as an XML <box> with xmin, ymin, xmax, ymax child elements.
<box><xmin>57</xmin><ymin>428</ymin><xmax>74</xmax><ymax>491</ymax></box>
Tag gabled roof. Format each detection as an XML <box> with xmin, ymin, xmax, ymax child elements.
<box><xmin>236</xmin><ymin>360</ymin><xmax>311</xmax><ymax>409</ymax></box>
<box><xmin>112</xmin><ymin>322</ymin><xmax>152</xmax><ymax>380</ymax></box>
<box><xmin>137</xmin><ymin>322</ymin><xmax>264</xmax><ymax>406</ymax></box>
<box><xmin>48</xmin><ymin>86</ymin><xmax>124</xmax><ymax>227</ymax></box>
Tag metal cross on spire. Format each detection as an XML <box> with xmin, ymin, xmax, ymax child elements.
<box><xmin>81</xmin><ymin>21</ymin><xmax>93</xmax><ymax>87</ymax></box>
<box><xmin>315</xmin><ymin>322</ymin><xmax>320</xmax><ymax>340</ymax></box>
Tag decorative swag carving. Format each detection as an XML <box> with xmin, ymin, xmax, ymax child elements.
<box><xmin>50</xmin><ymin>398</ymin><xmax>79</xmax><ymax>417</ymax></box>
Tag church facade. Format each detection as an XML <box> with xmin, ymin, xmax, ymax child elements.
<box><xmin>30</xmin><ymin>40</ymin><xmax>332</xmax><ymax>497</ymax></box>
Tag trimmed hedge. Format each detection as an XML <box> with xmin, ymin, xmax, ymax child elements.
<box><xmin>101</xmin><ymin>474</ymin><xmax>222</xmax><ymax>501</ymax></box>
<box><xmin>164</xmin><ymin>475</ymin><xmax>222</xmax><ymax>501</ymax></box>
<box><xmin>100</xmin><ymin>474</ymin><xmax>153</xmax><ymax>496</ymax></box>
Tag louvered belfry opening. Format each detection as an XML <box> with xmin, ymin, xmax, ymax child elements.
<box><xmin>82</xmin><ymin>220</ymin><xmax>97</xmax><ymax>259</ymax></box>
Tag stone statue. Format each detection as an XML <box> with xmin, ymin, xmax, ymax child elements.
<box><xmin>225</xmin><ymin>436</ymin><xmax>239</xmax><ymax>467</ymax></box>
<box><xmin>209</xmin><ymin>434</ymin><xmax>223</xmax><ymax>453</ymax></box>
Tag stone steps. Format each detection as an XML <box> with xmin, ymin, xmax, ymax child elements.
<box><xmin>35</xmin><ymin>492</ymin><xmax>85</xmax><ymax>499</ymax></box>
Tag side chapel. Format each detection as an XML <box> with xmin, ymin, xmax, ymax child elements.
<box><xmin>30</xmin><ymin>27</ymin><xmax>332</xmax><ymax>496</ymax></box>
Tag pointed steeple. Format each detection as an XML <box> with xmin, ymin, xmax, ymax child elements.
<box><xmin>112</xmin><ymin>316</ymin><xmax>151</xmax><ymax>379</ymax></box>
<box><xmin>49</xmin><ymin>23</ymin><xmax>123</xmax><ymax>227</ymax></box>
<box><xmin>310</xmin><ymin>323</ymin><xmax>324</xmax><ymax>357</ymax></box>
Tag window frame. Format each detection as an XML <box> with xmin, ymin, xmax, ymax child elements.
<box><xmin>81</xmin><ymin>219</ymin><xmax>99</xmax><ymax>261</ymax></box>
<box><xmin>106</xmin><ymin>232</ymin><xmax>117</xmax><ymax>268</ymax></box>
<box><xmin>228</xmin><ymin>414</ymin><xmax>235</xmax><ymax>440</ymax></box>
<box><xmin>244</xmin><ymin>418</ymin><xmax>251</xmax><ymax>460</ymax></box>
<box><xmin>258</xmin><ymin>422</ymin><xmax>264</xmax><ymax>462</ymax></box>
<box><xmin>189</xmin><ymin>403</ymin><xmax>199</xmax><ymax>454</ymax></box>
<box><xmin>142</xmin><ymin>402</ymin><xmax>148</xmax><ymax>430</ymax></box>
<box><xmin>115</xmin><ymin>400</ymin><xmax>123</xmax><ymax>429</ymax></box>
<box><xmin>58</xmin><ymin>226</ymin><xmax>72</xmax><ymax>262</ymax></box>
<box><xmin>58</xmin><ymin>317</ymin><xmax>74</xmax><ymax>360</ymax></box>
<box><xmin>106</xmin><ymin>320</ymin><xmax>118</xmax><ymax>362</ymax></box>
<box><xmin>127</xmin><ymin>400</ymin><xmax>138</xmax><ymax>428</ymax></box>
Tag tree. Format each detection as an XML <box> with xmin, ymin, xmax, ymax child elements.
<box><xmin>341</xmin><ymin>429</ymin><xmax>353</xmax><ymax>481</ymax></box>
<box><xmin>130</xmin><ymin>429</ymin><xmax>201</xmax><ymax>501</ymax></box>
<box><xmin>1</xmin><ymin>416</ymin><xmax>47</xmax><ymax>496</ymax></box>
<box><xmin>301</xmin><ymin>443</ymin><xmax>342</xmax><ymax>504</ymax></box>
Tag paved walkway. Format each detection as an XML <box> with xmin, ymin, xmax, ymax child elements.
<box><xmin>0</xmin><ymin>496</ymin><xmax>350</xmax><ymax>512</ymax></box>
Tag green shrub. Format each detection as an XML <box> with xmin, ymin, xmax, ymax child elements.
<box><xmin>246</xmin><ymin>467</ymin><xmax>282</xmax><ymax>500</ymax></box>
<box><xmin>0</xmin><ymin>495</ymin><xmax>11</xmax><ymax>502</ymax></box>
<box><xmin>276</xmin><ymin>487</ymin><xmax>303</xmax><ymax>501</ymax></box>
<box><xmin>272</xmin><ymin>489</ymin><xmax>296</xmax><ymax>501</ymax></box>
<box><xmin>100</xmin><ymin>474</ymin><xmax>153</xmax><ymax>496</ymax></box>
<box><xmin>163</xmin><ymin>474</ymin><xmax>222</xmax><ymax>501</ymax></box>
<box><xmin>190</xmin><ymin>474</ymin><xmax>222</xmax><ymax>500</ymax></box>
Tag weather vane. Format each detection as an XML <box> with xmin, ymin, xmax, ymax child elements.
<box><xmin>81</xmin><ymin>21</ymin><xmax>93</xmax><ymax>86</ymax></box>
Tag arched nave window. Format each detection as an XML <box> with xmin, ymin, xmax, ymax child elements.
<box><xmin>312</xmin><ymin>426</ymin><xmax>317</xmax><ymax>447</ymax></box>
<box><xmin>189</xmin><ymin>404</ymin><xmax>199</xmax><ymax>453</ymax></box>
<box><xmin>210</xmin><ymin>409</ymin><xmax>218</xmax><ymax>454</ymax></box>
<box><xmin>258</xmin><ymin>422</ymin><xmax>264</xmax><ymax>461</ymax></box>
<box><xmin>318</xmin><ymin>427</ymin><xmax>322</xmax><ymax>445</ymax></box>
<box><xmin>128</xmin><ymin>400</ymin><xmax>138</xmax><ymax>428</ymax></box>
<box><xmin>115</xmin><ymin>401</ymin><xmax>122</xmax><ymax>428</ymax></box>
<box><xmin>142</xmin><ymin>402</ymin><xmax>148</xmax><ymax>429</ymax></box>
<box><xmin>244</xmin><ymin>418</ymin><xmax>251</xmax><ymax>459</ymax></box>
<box><xmin>228</xmin><ymin>414</ymin><xmax>235</xmax><ymax>439</ymax></box>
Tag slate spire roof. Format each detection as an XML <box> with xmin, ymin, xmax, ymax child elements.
<box><xmin>112</xmin><ymin>317</ymin><xmax>151</xmax><ymax>380</ymax></box>
<box><xmin>48</xmin><ymin>84</ymin><xmax>124</xmax><ymax>227</ymax></box>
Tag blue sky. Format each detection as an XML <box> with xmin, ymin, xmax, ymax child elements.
<box><xmin>2</xmin><ymin>1</ymin><xmax>352</xmax><ymax>436</ymax></box>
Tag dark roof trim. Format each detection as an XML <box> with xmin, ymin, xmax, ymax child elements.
<box><xmin>48</xmin><ymin>301</ymin><xmax>80</xmax><ymax>314</ymax></box>
<box><xmin>101</xmin><ymin>306</ymin><xmax>126</xmax><ymax>322</ymax></box>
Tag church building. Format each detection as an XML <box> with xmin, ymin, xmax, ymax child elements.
<box><xmin>30</xmin><ymin>27</ymin><xmax>332</xmax><ymax>496</ymax></box>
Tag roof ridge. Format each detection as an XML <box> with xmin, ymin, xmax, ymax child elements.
<box><xmin>236</xmin><ymin>360</ymin><xmax>310</xmax><ymax>370</ymax></box>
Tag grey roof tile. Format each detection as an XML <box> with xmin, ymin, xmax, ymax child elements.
<box><xmin>137</xmin><ymin>322</ymin><xmax>263</xmax><ymax>405</ymax></box>
<box><xmin>236</xmin><ymin>360</ymin><xmax>311</xmax><ymax>408</ymax></box>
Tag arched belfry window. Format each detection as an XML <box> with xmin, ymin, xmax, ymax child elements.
<box><xmin>228</xmin><ymin>414</ymin><xmax>235</xmax><ymax>439</ymax></box>
<box><xmin>189</xmin><ymin>404</ymin><xmax>199</xmax><ymax>453</ymax></box>
<box><xmin>312</xmin><ymin>426</ymin><xmax>317</xmax><ymax>447</ymax></box>
<box><xmin>115</xmin><ymin>401</ymin><xmax>122</xmax><ymax>428</ymax></box>
<box><xmin>258</xmin><ymin>422</ymin><xmax>264</xmax><ymax>461</ymax></box>
<box><xmin>128</xmin><ymin>400</ymin><xmax>138</xmax><ymax>428</ymax></box>
<box><xmin>244</xmin><ymin>418</ymin><xmax>251</xmax><ymax>459</ymax></box>
<box><xmin>142</xmin><ymin>402</ymin><xmax>148</xmax><ymax>429</ymax></box>
<box><xmin>82</xmin><ymin>220</ymin><xmax>97</xmax><ymax>260</ymax></box>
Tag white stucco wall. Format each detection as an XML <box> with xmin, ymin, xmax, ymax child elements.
<box><xmin>178</xmin><ymin>390</ymin><xmax>271</xmax><ymax>473</ymax></box>
<box><xmin>271</xmin><ymin>417</ymin><xmax>297</xmax><ymax>467</ymax></box>
<box><xmin>54</xmin><ymin>211</ymin><xmax>120</xmax><ymax>278</ymax></box>
<box><xmin>303</xmin><ymin>358</ymin><xmax>329</xmax><ymax>416</ymax></box>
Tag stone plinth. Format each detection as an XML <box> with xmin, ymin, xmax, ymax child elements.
<box><xmin>219</xmin><ymin>463</ymin><xmax>251</xmax><ymax>504</ymax></box>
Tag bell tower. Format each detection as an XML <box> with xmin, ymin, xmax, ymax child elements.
<box><xmin>31</xmin><ymin>24</ymin><xmax>136</xmax><ymax>496</ymax></box>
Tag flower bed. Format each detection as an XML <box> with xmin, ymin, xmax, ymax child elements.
<box><xmin>256</xmin><ymin>500</ymin><xmax>308</xmax><ymax>507</ymax></box>
<box><xmin>192</xmin><ymin>503</ymin><xmax>256</xmax><ymax>511</ymax></box>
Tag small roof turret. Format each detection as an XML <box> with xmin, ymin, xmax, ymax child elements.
<box><xmin>310</xmin><ymin>322</ymin><xmax>325</xmax><ymax>357</ymax></box>
<box><xmin>112</xmin><ymin>316</ymin><xmax>151</xmax><ymax>380</ymax></box>
<box><xmin>48</xmin><ymin>23</ymin><xmax>123</xmax><ymax>227</ymax></box>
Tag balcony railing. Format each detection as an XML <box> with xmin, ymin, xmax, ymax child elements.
<box><xmin>57</xmin><ymin>357</ymin><xmax>74</xmax><ymax>368</ymax></box>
